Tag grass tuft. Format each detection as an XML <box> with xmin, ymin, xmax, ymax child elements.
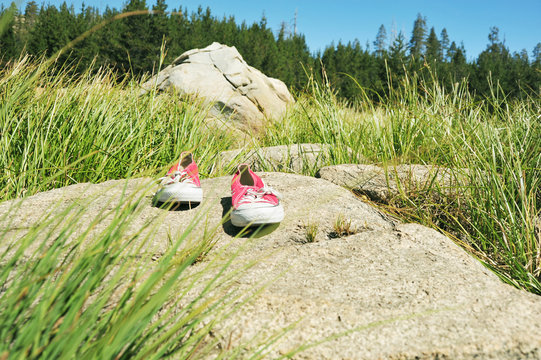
<box><xmin>330</xmin><ymin>214</ymin><xmax>356</xmax><ymax>239</ymax></box>
<box><xmin>304</xmin><ymin>222</ymin><xmax>319</xmax><ymax>243</ymax></box>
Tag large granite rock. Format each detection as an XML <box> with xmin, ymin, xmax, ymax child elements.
<box><xmin>1</xmin><ymin>174</ymin><xmax>540</xmax><ymax>359</ymax></box>
<box><xmin>317</xmin><ymin>163</ymin><xmax>467</xmax><ymax>203</ymax></box>
<box><xmin>141</xmin><ymin>42</ymin><xmax>294</xmax><ymax>129</ymax></box>
<box><xmin>218</xmin><ymin>143</ymin><xmax>360</xmax><ymax>173</ymax></box>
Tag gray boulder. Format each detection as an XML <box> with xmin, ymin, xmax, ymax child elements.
<box><xmin>141</xmin><ymin>42</ymin><xmax>294</xmax><ymax>128</ymax></box>
<box><xmin>1</xmin><ymin>174</ymin><xmax>540</xmax><ymax>359</ymax></box>
<box><xmin>317</xmin><ymin>163</ymin><xmax>467</xmax><ymax>203</ymax></box>
<box><xmin>218</xmin><ymin>143</ymin><xmax>359</xmax><ymax>173</ymax></box>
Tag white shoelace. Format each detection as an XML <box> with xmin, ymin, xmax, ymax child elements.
<box><xmin>239</xmin><ymin>186</ymin><xmax>282</xmax><ymax>205</ymax></box>
<box><xmin>159</xmin><ymin>170</ymin><xmax>195</xmax><ymax>186</ymax></box>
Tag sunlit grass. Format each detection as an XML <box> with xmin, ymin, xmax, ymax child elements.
<box><xmin>0</xmin><ymin>56</ymin><xmax>235</xmax><ymax>200</ymax></box>
<box><xmin>0</xmin><ymin>180</ymin><xmax>251</xmax><ymax>359</ymax></box>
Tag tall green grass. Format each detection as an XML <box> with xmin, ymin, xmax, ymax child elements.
<box><xmin>0</xmin><ymin>181</ymin><xmax>254</xmax><ymax>359</ymax></box>
<box><xmin>0</xmin><ymin>56</ymin><xmax>235</xmax><ymax>200</ymax></box>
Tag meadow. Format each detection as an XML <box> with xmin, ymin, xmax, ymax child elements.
<box><xmin>0</xmin><ymin>55</ymin><xmax>539</xmax><ymax>357</ymax></box>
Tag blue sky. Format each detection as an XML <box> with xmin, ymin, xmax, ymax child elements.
<box><xmin>9</xmin><ymin>0</ymin><xmax>541</xmax><ymax>60</ymax></box>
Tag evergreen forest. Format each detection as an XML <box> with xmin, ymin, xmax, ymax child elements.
<box><xmin>1</xmin><ymin>0</ymin><xmax>540</xmax><ymax>101</ymax></box>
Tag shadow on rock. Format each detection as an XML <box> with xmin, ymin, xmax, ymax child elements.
<box><xmin>151</xmin><ymin>198</ymin><xmax>201</xmax><ymax>211</ymax></box>
<box><xmin>220</xmin><ymin>196</ymin><xmax>280</xmax><ymax>238</ymax></box>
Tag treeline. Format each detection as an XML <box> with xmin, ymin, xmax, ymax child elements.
<box><xmin>1</xmin><ymin>1</ymin><xmax>540</xmax><ymax>100</ymax></box>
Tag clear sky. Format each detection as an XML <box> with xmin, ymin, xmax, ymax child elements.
<box><xmin>9</xmin><ymin>0</ymin><xmax>541</xmax><ymax>60</ymax></box>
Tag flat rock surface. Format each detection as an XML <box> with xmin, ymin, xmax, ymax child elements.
<box><xmin>219</xmin><ymin>143</ymin><xmax>361</xmax><ymax>173</ymax></box>
<box><xmin>1</xmin><ymin>174</ymin><xmax>540</xmax><ymax>359</ymax></box>
<box><xmin>317</xmin><ymin>163</ymin><xmax>466</xmax><ymax>203</ymax></box>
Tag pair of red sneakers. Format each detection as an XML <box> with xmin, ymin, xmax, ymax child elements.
<box><xmin>154</xmin><ymin>152</ymin><xmax>284</xmax><ymax>227</ymax></box>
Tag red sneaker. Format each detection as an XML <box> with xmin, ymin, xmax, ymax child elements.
<box><xmin>230</xmin><ymin>164</ymin><xmax>284</xmax><ymax>227</ymax></box>
<box><xmin>154</xmin><ymin>152</ymin><xmax>203</xmax><ymax>203</ymax></box>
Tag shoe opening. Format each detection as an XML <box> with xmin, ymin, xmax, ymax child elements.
<box><xmin>239</xmin><ymin>164</ymin><xmax>255</xmax><ymax>186</ymax></box>
<box><xmin>179</xmin><ymin>152</ymin><xmax>193</xmax><ymax>169</ymax></box>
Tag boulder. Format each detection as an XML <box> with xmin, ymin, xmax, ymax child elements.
<box><xmin>1</xmin><ymin>174</ymin><xmax>541</xmax><ymax>359</ymax></box>
<box><xmin>141</xmin><ymin>42</ymin><xmax>294</xmax><ymax>129</ymax></box>
<box><xmin>218</xmin><ymin>143</ymin><xmax>360</xmax><ymax>173</ymax></box>
<box><xmin>317</xmin><ymin>163</ymin><xmax>467</xmax><ymax>203</ymax></box>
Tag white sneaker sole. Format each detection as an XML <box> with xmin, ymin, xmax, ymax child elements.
<box><xmin>154</xmin><ymin>183</ymin><xmax>203</xmax><ymax>203</ymax></box>
<box><xmin>231</xmin><ymin>205</ymin><xmax>284</xmax><ymax>227</ymax></box>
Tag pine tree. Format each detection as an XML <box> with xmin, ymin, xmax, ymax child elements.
<box><xmin>425</xmin><ymin>27</ymin><xmax>441</xmax><ymax>62</ymax></box>
<box><xmin>29</xmin><ymin>5</ymin><xmax>69</xmax><ymax>56</ymax></box>
<box><xmin>531</xmin><ymin>43</ymin><xmax>541</xmax><ymax>95</ymax></box>
<box><xmin>95</xmin><ymin>6</ymin><xmax>123</xmax><ymax>69</ymax></box>
<box><xmin>149</xmin><ymin>0</ymin><xmax>169</xmax><ymax>72</ymax></box>
<box><xmin>184</xmin><ymin>6</ymin><xmax>214</xmax><ymax>50</ymax></box>
<box><xmin>373</xmin><ymin>24</ymin><xmax>387</xmax><ymax>58</ymax></box>
<box><xmin>532</xmin><ymin>42</ymin><xmax>541</xmax><ymax>65</ymax></box>
<box><xmin>56</xmin><ymin>2</ymin><xmax>78</xmax><ymax>62</ymax></box>
<box><xmin>167</xmin><ymin>6</ymin><xmax>189</xmax><ymax>59</ymax></box>
<box><xmin>277</xmin><ymin>31</ymin><xmax>312</xmax><ymax>90</ymax></box>
<box><xmin>409</xmin><ymin>13</ymin><xmax>427</xmax><ymax>59</ymax></box>
<box><xmin>458</xmin><ymin>42</ymin><xmax>467</xmax><ymax>60</ymax></box>
<box><xmin>447</xmin><ymin>41</ymin><xmax>457</xmax><ymax>60</ymax></box>
<box><xmin>509</xmin><ymin>49</ymin><xmax>531</xmax><ymax>96</ymax></box>
<box><xmin>440</xmin><ymin>28</ymin><xmax>449</xmax><ymax>62</ymax></box>
<box><xmin>120</xmin><ymin>0</ymin><xmax>152</xmax><ymax>75</ymax></box>
<box><xmin>450</xmin><ymin>44</ymin><xmax>469</xmax><ymax>82</ymax></box>
<box><xmin>452</xmin><ymin>46</ymin><xmax>466</xmax><ymax>66</ymax></box>
<box><xmin>475</xmin><ymin>27</ymin><xmax>512</xmax><ymax>96</ymax></box>
<box><xmin>71</xmin><ymin>4</ymin><xmax>101</xmax><ymax>70</ymax></box>
<box><xmin>390</xmin><ymin>31</ymin><xmax>407</xmax><ymax>60</ymax></box>
<box><xmin>15</xmin><ymin>1</ymin><xmax>38</xmax><ymax>49</ymax></box>
<box><xmin>0</xmin><ymin>3</ymin><xmax>18</xmax><ymax>60</ymax></box>
<box><xmin>389</xmin><ymin>30</ymin><xmax>408</xmax><ymax>79</ymax></box>
<box><xmin>24</xmin><ymin>1</ymin><xmax>38</xmax><ymax>27</ymax></box>
<box><xmin>254</xmin><ymin>15</ymin><xmax>279</xmax><ymax>77</ymax></box>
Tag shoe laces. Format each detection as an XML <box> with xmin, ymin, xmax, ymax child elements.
<box><xmin>239</xmin><ymin>185</ymin><xmax>281</xmax><ymax>204</ymax></box>
<box><xmin>159</xmin><ymin>170</ymin><xmax>195</xmax><ymax>186</ymax></box>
